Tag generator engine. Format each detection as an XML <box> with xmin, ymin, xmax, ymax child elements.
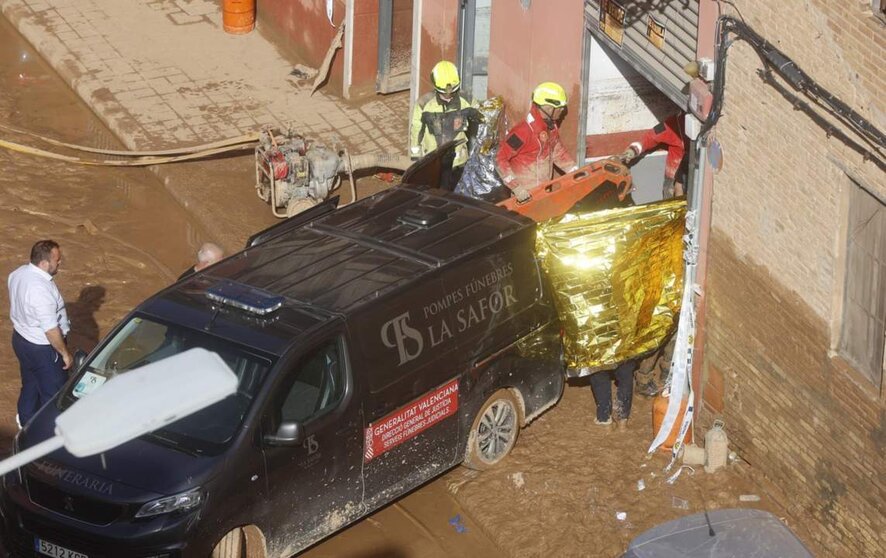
<box><xmin>255</xmin><ymin>129</ymin><xmax>415</xmax><ymax>218</ymax></box>
<box><xmin>255</xmin><ymin>130</ymin><xmax>344</xmax><ymax>217</ymax></box>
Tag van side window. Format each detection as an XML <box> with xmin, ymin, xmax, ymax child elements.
<box><xmin>280</xmin><ymin>340</ymin><xmax>344</xmax><ymax>423</ymax></box>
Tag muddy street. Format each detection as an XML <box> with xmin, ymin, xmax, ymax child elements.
<box><xmin>0</xmin><ymin>16</ymin><xmax>206</xmax><ymax>447</ymax></box>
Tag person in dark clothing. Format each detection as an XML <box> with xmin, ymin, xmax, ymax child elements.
<box><xmin>590</xmin><ymin>360</ymin><xmax>638</xmax><ymax>429</ymax></box>
<box><xmin>8</xmin><ymin>240</ymin><xmax>71</xmax><ymax>427</ymax></box>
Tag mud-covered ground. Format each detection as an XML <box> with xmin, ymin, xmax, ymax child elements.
<box><xmin>441</xmin><ymin>385</ymin><xmax>816</xmax><ymax>556</ymax></box>
<box><xmin>0</xmin><ymin>17</ymin><xmax>202</xmax><ymax>451</ymax></box>
<box><xmin>0</xmin><ymin>15</ymin><xmax>815</xmax><ymax>558</ymax></box>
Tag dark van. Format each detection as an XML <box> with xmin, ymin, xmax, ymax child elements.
<box><xmin>1</xmin><ymin>184</ymin><xmax>565</xmax><ymax>557</ymax></box>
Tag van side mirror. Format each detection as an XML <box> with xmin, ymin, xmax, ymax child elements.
<box><xmin>73</xmin><ymin>350</ymin><xmax>88</xmax><ymax>372</ymax></box>
<box><xmin>263</xmin><ymin>421</ymin><xmax>305</xmax><ymax>446</ymax></box>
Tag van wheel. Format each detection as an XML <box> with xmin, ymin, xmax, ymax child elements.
<box><xmin>212</xmin><ymin>525</ymin><xmax>267</xmax><ymax>558</ymax></box>
<box><xmin>464</xmin><ymin>390</ymin><xmax>521</xmax><ymax>470</ymax></box>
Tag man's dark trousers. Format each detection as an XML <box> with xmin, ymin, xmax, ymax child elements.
<box><xmin>12</xmin><ymin>331</ymin><xmax>66</xmax><ymax>425</ymax></box>
<box><xmin>589</xmin><ymin>360</ymin><xmax>637</xmax><ymax>422</ymax></box>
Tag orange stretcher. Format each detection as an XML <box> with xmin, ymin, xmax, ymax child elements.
<box><xmin>497</xmin><ymin>158</ymin><xmax>632</xmax><ymax>222</ymax></box>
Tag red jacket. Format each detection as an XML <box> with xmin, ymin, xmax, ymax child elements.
<box><xmin>497</xmin><ymin>105</ymin><xmax>578</xmax><ymax>190</ymax></box>
<box><xmin>630</xmin><ymin>114</ymin><xmax>685</xmax><ymax>180</ymax></box>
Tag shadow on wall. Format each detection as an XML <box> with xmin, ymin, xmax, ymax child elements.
<box><xmin>616</xmin><ymin>0</ymin><xmax>696</xmax><ymax>25</ymax></box>
<box><xmin>66</xmin><ymin>285</ymin><xmax>106</xmax><ymax>354</ymax></box>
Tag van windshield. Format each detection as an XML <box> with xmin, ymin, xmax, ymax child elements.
<box><xmin>61</xmin><ymin>316</ymin><xmax>273</xmax><ymax>454</ymax></box>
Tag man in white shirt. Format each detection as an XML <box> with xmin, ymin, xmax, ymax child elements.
<box><xmin>8</xmin><ymin>240</ymin><xmax>72</xmax><ymax>426</ymax></box>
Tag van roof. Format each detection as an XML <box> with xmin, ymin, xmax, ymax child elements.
<box><xmin>144</xmin><ymin>186</ymin><xmax>532</xmax><ymax>354</ymax></box>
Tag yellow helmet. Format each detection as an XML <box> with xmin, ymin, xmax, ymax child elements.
<box><xmin>532</xmin><ymin>82</ymin><xmax>568</xmax><ymax>108</ymax></box>
<box><xmin>431</xmin><ymin>61</ymin><xmax>461</xmax><ymax>94</ymax></box>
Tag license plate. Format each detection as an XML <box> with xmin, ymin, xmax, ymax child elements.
<box><xmin>34</xmin><ymin>538</ymin><xmax>88</xmax><ymax>558</ymax></box>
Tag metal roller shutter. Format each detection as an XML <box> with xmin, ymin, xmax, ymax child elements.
<box><xmin>585</xmin><ymin>0</ymin><xmax>698</xmax><ymax>107</ymax></box>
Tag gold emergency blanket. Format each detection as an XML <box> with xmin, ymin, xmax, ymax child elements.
<box><xmin>535</xmin><ymin>199</ymin><xmax>686</xmax><ymax>370</ymax></box>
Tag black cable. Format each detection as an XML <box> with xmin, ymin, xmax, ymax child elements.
<box><xmin>803</xmin><ymin>87</ymin><xmax>886</xmax><ymax>159</ymax></box>
<box><xmin>702</xmin><ymin>16</ymin><xmax>885</xmax><ymax>168</ymax></box>
<box><xmin>758</xmin><ymin>69</ymin><xmax>886</xmax><ymax>172</ymax></box>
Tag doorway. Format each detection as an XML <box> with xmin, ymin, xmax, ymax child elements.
<box><xmin>377</xmin><ymin>0</ymin><xmax>414</xmax><ymax>93</ymax></box>
<box><xmin>458</xmin><ymin>0</ymin><xmax>491</xmax><ymax>101</ymax></box>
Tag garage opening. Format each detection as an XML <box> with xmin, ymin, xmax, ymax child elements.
<box><xmin>580</xmin><ymin>0</ymin><xmax>699</xmax><ymax>204</ymax></box>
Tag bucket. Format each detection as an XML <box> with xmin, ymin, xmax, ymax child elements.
<box><xmin>223</xmin><ymin>0</ymin><xmax>255</xmax><ymax>35</ymax></box>
<box><xmin>652</xmin><ymin>391</ymin><xmax>692</xmax><ymax>452</ymax></box>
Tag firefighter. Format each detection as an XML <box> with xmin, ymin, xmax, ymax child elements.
<box><xmin>409</xmin><ymin>61</ymin><xmax>474</xmax><ymax>173</ymax></box>
<box><xmin>496</xmin><ymin>82</ymin><xmax>579</xmax><ymax>203</ymax></box>
<box><xmin>619</xmin><ymin>113</ymin><xmax>686</xmax><ymax>199</ymax></box>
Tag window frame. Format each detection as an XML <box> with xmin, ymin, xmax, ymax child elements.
<box><xmin>833</xmin><ymin>177</ymin><xmax>886</xmax><ymax>394</ymax></box>
<box><xmin>269</xmin><ymin>334</ymin><xmax>352</xmax><ymax>429</ymax></box>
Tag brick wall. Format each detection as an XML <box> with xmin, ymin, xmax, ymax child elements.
<box><xmin>708</xmin><ymin>0</ymin><xmax>884</xmax><ymax>320</ymax></box>
<box><xmin>699</xmin><ymin>0</ymin><xmax>885</xmax><ymax>556</ymax></box>
<box><xmin>703</xmin><ymin>233</ymin><xmax>885</xmax><ymax>556</ymax></box>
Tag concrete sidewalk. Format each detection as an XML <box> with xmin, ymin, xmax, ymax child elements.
<box><xmin>1</xmin><ymin>0</ymin><xmax>408</xmax><ymax>153</ymax></box>
<box><xmin>1</xmin><ymin>0</ymin><xmax>410</xmax><ymax>249</ymax></box>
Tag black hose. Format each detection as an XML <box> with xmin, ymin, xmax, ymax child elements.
<box><xmin>758</xmin><ymin>69</ymin><xmax>886</xmax><ymax>173</ymax></box>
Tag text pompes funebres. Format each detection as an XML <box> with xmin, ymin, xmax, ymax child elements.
<box><xmin>381</xmin><ymin>263</ymin><xmax>517</xmax><ymax>366</ymax></box>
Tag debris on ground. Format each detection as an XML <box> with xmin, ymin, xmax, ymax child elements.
<box><xmin>448</xmin><ymin>514</ymin><xmax>467</xmax><ymax>534</ymax></box>
<box><xmin>671</xmin><ymin>496</ymin><xmax>689</xmax><ymax>510</ymax></box>
<box><xmin>80</xmin><ymin>218</ymin><xmax>99</xmax><ymax>235</ymax></box>
<box><xmin>289</xmin><ymin>64</ymin><xmax>318</xmax><ymax>81</ymax></box>
<box><xmin>510</xmin><ymin>472</ymin><xmax>525</xmax><ymax>489</ymax></box>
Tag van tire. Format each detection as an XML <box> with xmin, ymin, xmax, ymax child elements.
<box><xmin>212</xmin><ymin>525</ymin><xmax>267</xmax><ymax>558</ymax></box>
<box><xmin>463</xmin><ymin>389</ymin><xmax>522</xmax><ymax>470</ymax></box>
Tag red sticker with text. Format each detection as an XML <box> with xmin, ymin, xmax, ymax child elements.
<box><xmin>364</xmin><ymin>379</ymin><xmax>459</xmax><ymax>462</ymax></box>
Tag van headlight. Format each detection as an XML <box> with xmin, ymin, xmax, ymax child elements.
<box><xmin>135</xmin><ymin>488</ymin><xmax>203</xmax><ymax>518</ymax></box>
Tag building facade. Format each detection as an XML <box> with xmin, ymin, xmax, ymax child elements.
<box><xmin>699</xmin><ymin>1</ymin><xmax>885</xmax><ymax>556</ymax></box>
<box><xmin>424</xmin><ymin>1</ymin><xmax>886</xmax><ymax>555</ymax></box>
<box><xmin>258</xmin><ymin>0</ymin><xmax>414</xmax><ymax>98</ymax></box>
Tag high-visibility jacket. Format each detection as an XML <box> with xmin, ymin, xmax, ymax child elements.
<box><xmin>629</xmin><ymin>114</ymin><xmax>685</xmax><ymax>180</ymax></box>
<box><xmin>496</xmin><ymin>105</ymin><xmax>578</xmax><ymax>191</ymax></box>
<box><xmin>410</xmin><ymin>93</ymin><xmax>473</xmax><ymax>167</ymax></box>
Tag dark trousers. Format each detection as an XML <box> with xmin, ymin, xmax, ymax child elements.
<box><xmin>590</xmin><ymin>360</ymin><xmax>637</xmax><ymax>422</ymax></box>
<box><xmin>12</xmin><ymin>331</ymin><xmax>66</xmax><ymax>425</ymax></box>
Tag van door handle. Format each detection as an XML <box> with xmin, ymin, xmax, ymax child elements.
<box><xmin>336</xmin><ymin>420</ymin><xmax>360</xmax><ymax>436</ymax></box>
